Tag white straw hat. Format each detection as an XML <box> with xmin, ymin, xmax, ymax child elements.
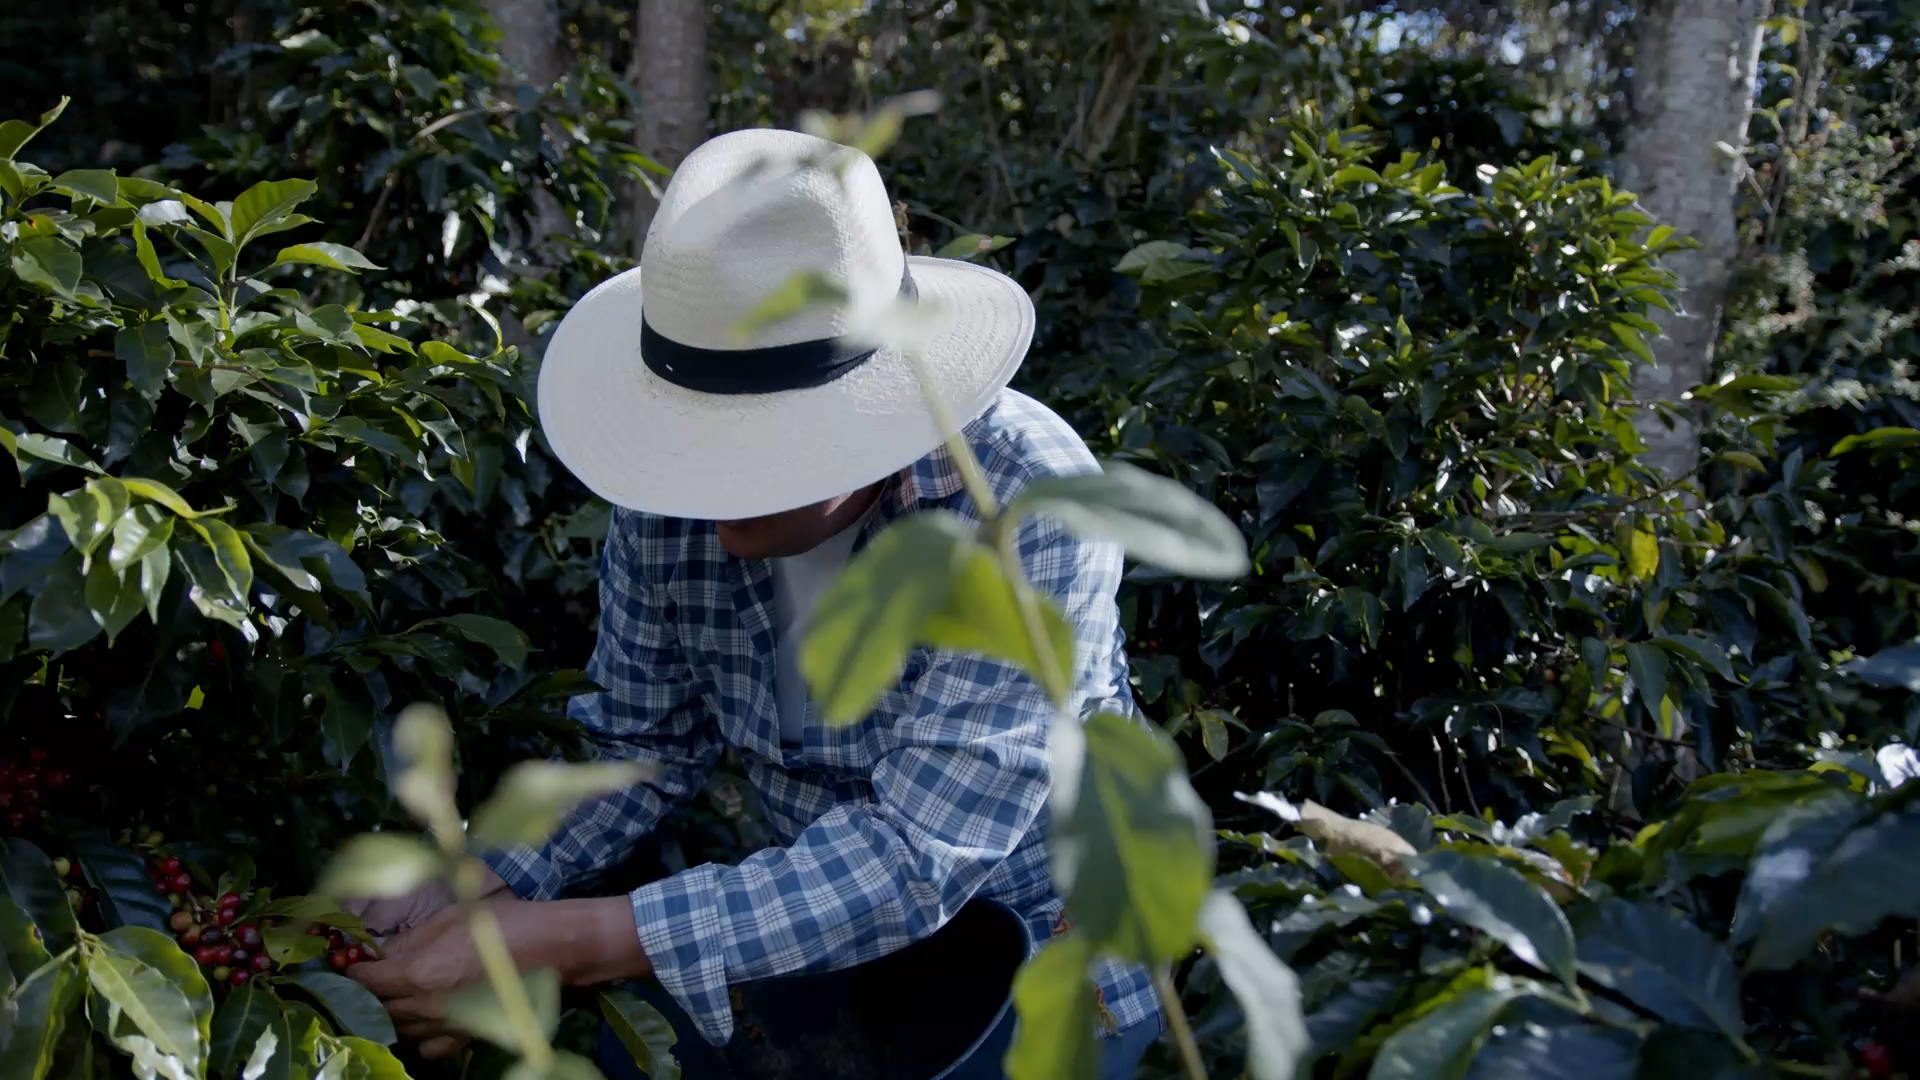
<box><xmin>535</xmin><ymin>128</ymin><xmax>1035</xmax><ymax>520</ymax></box>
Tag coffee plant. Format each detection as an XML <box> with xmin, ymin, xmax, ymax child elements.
<box><xmin>0</xmin><ymin>97</ymin><xmax>608</xmax><ymax>1077</ymax></box>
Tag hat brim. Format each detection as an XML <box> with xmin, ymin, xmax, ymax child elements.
<box><xmin>536</xmin><ymin>256</ymin><xmax>1034</xmax><ymax>520</ymax></box>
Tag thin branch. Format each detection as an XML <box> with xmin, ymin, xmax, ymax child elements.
<box><xmin>1154</xmin><ymin>967</ymin><xmax>1209</xmax><ymax>1080</ymax></box>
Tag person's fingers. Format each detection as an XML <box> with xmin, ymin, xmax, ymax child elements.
<box><xmin>384</xmin><ymin>994</ymin><xmax>448</xmax><ymax>1023</ymax></box>
<box><xmin>397</xmin><ymin>1018</ymin><xmax>456</xmax><ymax>1041</ymax></box>
<box><xmin>419</xmin><ymin>1035</ymin><xmax>467</xmax><ymax>1060</ymax></box>
<box><xmin>345</xmin><ymin>956</ymin><xmax>417</xmax><ymax>1000</ymax></box>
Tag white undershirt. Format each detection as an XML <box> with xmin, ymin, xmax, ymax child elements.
<box><xmin>770</xmin><ymin>508</ymin><xmax>871</xmax><ymax>745</ymax></box>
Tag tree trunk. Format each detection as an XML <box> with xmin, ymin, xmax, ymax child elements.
<box><xmin>626</xmin><ymin>0</ymin><xmax>710</xmax><ymax>257</ymax></box>
<box><xmin>486</xmin><ymin>0</ymin><xmax>568</xmax><ymax>87</ymax></box>
<box><xmin>1618</xmin><ymin>0</ymin><xmax>1768</xmax><ymax>478</ymax></box>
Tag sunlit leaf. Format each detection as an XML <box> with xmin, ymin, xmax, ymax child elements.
<box><xmin>272</xmin><ymin>242</ymin><xmax>384</xmax><ymax>273</ymax></box>
<box><xmin>1410</xmin><ymin>851</ymin><xmax>1579</xmax><ymax>990</ymax></box>
<box><xmin>1012</xmin><ymin>462</ymin><xmax>1250</xmax><ymax>578</ymax></box>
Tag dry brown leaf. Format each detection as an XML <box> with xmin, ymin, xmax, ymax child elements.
<box><xmin>1294</xmin><ymin>800</ymin><xmax>1419</xmax><ymax>879</ymax></box>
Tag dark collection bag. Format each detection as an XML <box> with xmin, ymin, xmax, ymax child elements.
<box><xmin>598</xmin><ymin>899</ymin><xmax>1030</xmax><ymax>1080</ymax></box>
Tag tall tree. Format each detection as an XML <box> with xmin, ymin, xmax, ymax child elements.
<box><xmin>486</xmin><ymin>0</ymin><xmax>569</xmax><ymax>87</ymax></box>
<box><xmin>1618</xmin><ymin>0</ymin><xmax>1769</xmax><ymax>477</ymax></box>
<box><xmin>627</xmin><ymin>0</ymin><xmax>710</xmax><ymax>255</ymax></box>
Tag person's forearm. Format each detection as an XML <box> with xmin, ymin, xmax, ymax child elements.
<box><xmin>508</xmin><ymin>896</ymin><xmax>651</xmax><ymax>987</ymax></box>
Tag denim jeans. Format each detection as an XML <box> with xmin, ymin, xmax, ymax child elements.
<box><xmin>593</xmin><ymin>900</ymin><xmax>1158</xmax><ymax>1080</ymax></box>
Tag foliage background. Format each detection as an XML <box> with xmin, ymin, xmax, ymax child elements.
<box><xmin>2</xmin><ymin>0</ymin><xmax>1919</xmax><ymax>1076</ymax></box>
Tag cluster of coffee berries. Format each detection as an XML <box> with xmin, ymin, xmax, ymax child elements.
<box><xmin>49</xmin><ymin>855</ymin><xmax>94</xmax><ymax>913</ymax></box>
<box><xmin>307</xmin><ymin>924</ymin><xmax>375</xmax><ymax>971</ymax></box>
<box><xmin>148</xmin><ymin>856</ymin><xmax>271</xmax><ymax>987</ymax></box>
<box><xmin>0</xmin><ymin>745</ymin><xmax>74</xmax><ymax>835</ymax></box>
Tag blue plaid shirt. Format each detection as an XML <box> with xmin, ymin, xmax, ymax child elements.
<box><xmin>486</xmin><ymin>389</ymin><xmax>1156</xmax><ymax>1045</ymax></box>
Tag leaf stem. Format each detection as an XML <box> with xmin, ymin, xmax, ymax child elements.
<box><xmin>460</xmin><ymin>894</ymin><xmax>554</xmax><ymax>1072</ymax></box>
<box><xmin>1152</xmin><ymin>966</ymin><xmax>1208</xmax><ymax>1080</ymax></box>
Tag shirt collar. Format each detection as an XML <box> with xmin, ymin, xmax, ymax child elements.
<box><xmin>877</xmin><ymin>439</ymin><xmax>967</xmax><ymax>521</ymax></box>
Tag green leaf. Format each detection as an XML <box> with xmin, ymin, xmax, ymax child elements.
<box><xmin>263</xmin><ymin>924</ymin><xmax>329</xmax><ymax>966</ymax></box>
<box><xmin>1625</xmin><ymin>525</ymin><xmax>1659</xmax><ymax>580</ymax></box>
<box><xmin>1650</xmin><ymin>635</ymin><xmax>1735</xmax><ymax>682</ymax></box>
<box><xmin>732</xmin><ymin>270</ymin><xmax>848</xmax><ymax>337</ymax></box>
<box><xmin>1196</xmin><ymin>709</ymin><xmax>1232</xmax><ymax>762</ymax></box>
<box><xmin>0</xmin><ymin>954</ymin><xmax>83</xmax><ymax>1080</ymax></box>
<box><xmin>85</xmin><ymin>554</ymin><xmax>145</xmax><ymax>644</ymax></box>
<box><xmin>87</xmin><ymin>941</ymin><xmax>204</xmax><ymax>1070</ymax></box>
<box><xmin>1200</xmin><ymin>890</ymin><xmax>1307</xmax><ymax>1080</ymax></box>
<box><xmin>1004</xmin><ymin>936</ymin><xmax>1100</xmax><ymax>1080</ymax></box>
<box><xmin>427</xmin><ymin>613</ymin><xmax>531</xmax><ymax>668</ymax></box>
<box><xmin>230</xmin><ymin>178</ymin><xmax>319</xmax><ymax>245</ymax></box>
<box><xmin>1055</xmin><ymin>712</ymin><xmax>1214</xmax><ymax>964</ymax></box>
<box><xmin>1012</xmin><ymin>462</ymin><xmax>1250</xmax><ymax>578</ymax></box>
<box><xmin>447</xmin><ymin>967</ymin><xmax>560</xmax><ymax>1049</ymax></box>
<box><xmin>102</xmin><ymin>925</ymin><xmax>215</xmax><ymax>1046</ymax></box>
<box><xmin>48</xmin><ymin>477</ymin><xmax>129</xmax><ymax>557</ymax></box>
<box><xmin>1331</xmin><ymin>164</ymin><xmax>1383</xmax><ymax>187</ymax></box>
<box><xmin>68</xmin><ymin>829</ymin><xmax>174</xmax><ymax>933</ymax></box>
<box><xmin>1841</xmin><ymin>641</ymin><xmax>1920</xmax><ymax>691</ymax></box>
<box><xmin>1624</xmin><ymin>642</ymin><xmax>1670</xmax><ymax>726</ymax></box>
<box><xmin>1828</xmin><ymin>426</ymin><xmax>1920</xmax><ymax>456</ymax></box>
<box><xmin>468</xmin><ymin>761</ymin><xmax>654</xmax><ymax>849</ymax></box>
<box><xmin>121</xmin><ymin>477</ymin><xmax>217</xmax><ymax>519</ymax></box>
<box><xmin>1570</xmin><ymin>898</ymin><xmax>1741</xmax><ymax>1040</ymax></box>
<box><xmin>601</xmin><ymin>991</ymin><xmax>681</xmax><ymax>1079</ymax></box>
<box><xmin>109</xmin><ymin>504</ymin><xmax>175</xmax><ymax>574</ymax></box>
<box><xmin>333</xmin><ymin>1036</ymin><xmax>410</xmax><ymax>1079</ymax></box>
<box><xmin>272</xmin><ymin>242</ymin><xmax>383</xmax><ymax>273</ymax></box>
<box><xmin>314</xmin><ymin>834</ymin><xmax>442</xmax><ymax>900</ymax></box>
<box><xmin>50</xmin><ymin>168</ymin><xmax>122</xmax><ymax>205</ymax></box>
<box><xmin>1366</xmin><ymin>977</ymin><xmax>1528</xmax><ymax>1080</ymax></box>
<box><xmin>1409</xmin><ymin>850</ymin><xmax>1578</xmax><ymax>990</ymax></box>
<box><xmin>2</xmin><ymin>841</ymin><xmax>79</xmax><ymax>953</ymax></box>
<box><xmin>116</xmin><ymin>321</ymin><xmax>175</xmax><ymax>399</ymax></box>
<box><xmin>1609</xmin><ymin>321</ymin><xmax>1654</xmax><ymax>363</ymax></box>
<box><xmin>26</xmin><ymin>551</ymin><xmax>99</xmax><ymax>654</ymax></box>
<box><xmin>917</xmin><ymin>541</ymin><xmax>1076</xmax><ymax>703</ymax></box>
<box><xmin>801</xmin><ymin>511</ymin><xmax>973</xmax><ymax>723</ymax></box>
<box><xmin>1635</xmin><ymin>1026</ymin><xmax>1767</xmax><ymax>1080</ymax></box>
<box><xmin>1744</xmin><ymin>804</ymin><xmax>1920</xmax><ymax>970</ymax></box>
<box><xmin>190</xmin><ymin>517</ymin><xmax>255</xmax><ymax>602</ymax></box>
<box><xmin>0</xmin><ymin>97</ymin><xmax>69</xmax><ymax>160</ymax></box>
<box><xmin>11</xmin><ymin>236</ymin><xmax>82</xmax><ymax>297</ymax></box>
<box><xmin>0</xmin><ymin>893</ymin><xmax>50</xmax><ymax>981</ymax></box>
<box><xmin>139</xmin><ymin>542</ymin><xmax>172</xmax><ymax>624</ymax></box>
<box><xmin>1463</xmin><ymin>1022</ymin><xmax>1640</xmax><ymax>1080</ymax></box>
<box><xmin>132</xmin><ymin>220</ymin><xmax>181</xmax><ymax>289</ymax></box>
<box><xmin>281</xmin><ymin>971</ymin><xmax>398</xmax><ymax>1045</ymax></box>
<box><xmin>933</xmin><ymin>233</ymin><xmax>1015</xmax><ymax>260</ymax></box>
<box><xmin>1114</xmin><ymin>241</ymin><xmax>1209</xmax><ymax>285</ymax></box>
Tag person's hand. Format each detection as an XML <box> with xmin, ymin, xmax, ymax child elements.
<box><xmin>339</xmin><ymin>865</ymin><xmax>511</xmax><ymax>940</ymax></box>
<box><xmin>347</xmin><ymin>894</ymin><xmax>650</xmax><ymax>1059</ymax></box>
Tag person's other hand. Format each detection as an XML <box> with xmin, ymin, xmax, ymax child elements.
<box><xmin>346</xmin><ymin>901</ymin><xmax>489</xmax><ymax>1058</ymax></box>
<box><xmin>347</xmin><ymin>893</ymin><xmax>649</xmax><ymax>1059</ymax></box>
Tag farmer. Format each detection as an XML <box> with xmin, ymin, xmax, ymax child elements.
<box><xmin>343</xmin><ymin>128</ymin><xmax>1158</xmax><ymax>1079</ymax></box>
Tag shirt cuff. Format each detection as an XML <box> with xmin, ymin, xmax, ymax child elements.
<box><xmin>631</xmin><ymin>864</ymin><xmax>735</xmax><ymax>1045</ymax></box>
<box><xmin>479</xmin><ymin>846</ymin><xmax>564</xmax><ymax>901</ymax></box>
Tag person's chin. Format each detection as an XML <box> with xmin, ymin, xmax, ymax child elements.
<box><xmin>716</xmin><ymin>522</ymin><xmax>773</xmax><ymax>559</ymax></box>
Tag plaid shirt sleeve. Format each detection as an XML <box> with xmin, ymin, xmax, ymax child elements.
<box><xmin>631</xmin><ymin>509</ymin><xmax>1126</xmax><ymax>1046</ymax></box>
<box><xmin>482</xmin><ymin>511</ymin><xmax>724</xmax><ymax>900</ymax></box>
